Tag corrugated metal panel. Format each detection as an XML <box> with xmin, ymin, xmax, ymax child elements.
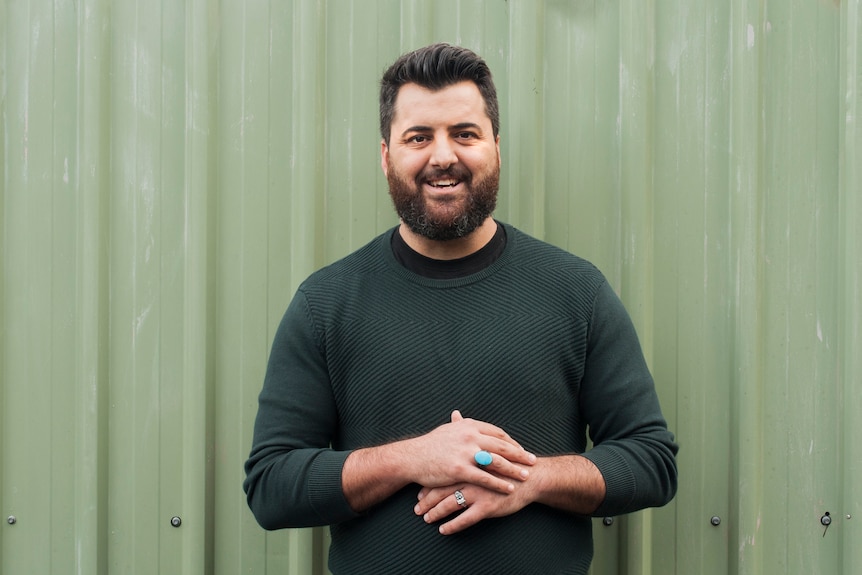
<box><xmin>1</xmin><ymin>1</ymin><xmax>859</xmax><ymax>573</ymax></box>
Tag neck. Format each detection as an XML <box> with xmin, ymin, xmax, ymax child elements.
<box><xmin>398</xmin><ymin>217</ymin><xmax>498</xmax><ymax>260</ymax></box>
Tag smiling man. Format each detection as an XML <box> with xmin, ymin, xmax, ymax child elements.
<box><xmin>244</xmin><ymin>43</ymin><xmax>678</xmax><ymax>575</ymax></box>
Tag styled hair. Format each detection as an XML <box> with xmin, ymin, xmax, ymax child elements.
<box><xmin>379</xmin><ymin>43</ymin><xmax>500</xmax><ymax>145</ymax></box>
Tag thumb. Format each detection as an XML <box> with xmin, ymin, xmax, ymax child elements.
<box><xmin>450</xmin><ymin>410</ymin><xmax>464</xmax><ymax>423</ymax></box>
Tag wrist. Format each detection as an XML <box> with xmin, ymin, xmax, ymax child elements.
<box><xmin>529</xmin><ymin>455</ymin><xmax>606</xmax><ymax>514</ymax></box>
<box><xmin>342</xmin><ymin>440</ymin><xmax>416</xmax><ymax>512</ymax></box>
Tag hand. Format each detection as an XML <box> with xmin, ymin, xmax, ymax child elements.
<box><xmin>403</xmin><ymin>410</ymin><xmax>535</xmax><ymax>495</ymax></box>
<box><xmin>414</xmin><ymin>480</ymin><xmax>533</xmax><ymax>535</ymax></box>
<box><xmin>413</xmin><ymin>454</ymin><xmax>607</xmax><ymax>534</ymax></box>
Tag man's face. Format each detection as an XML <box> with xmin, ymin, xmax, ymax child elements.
<box><xmin>381</xmin><ymin>81</ymin><xmax>501</xmax><ymax>241</ymax></box>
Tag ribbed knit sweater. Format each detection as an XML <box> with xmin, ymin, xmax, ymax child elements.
<box><xmin>244</xmin><ymin>223</ymin><xmax>678</xmax><ymax>575</ymax></box>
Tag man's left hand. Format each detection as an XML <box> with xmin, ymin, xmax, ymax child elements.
<box><xmin>413</xmin><ymin>453</ymin><xmax>606</xmax><ymax>535</ymax></box>
<box><xmin>413</xmin><ymin>480</ymin><xmax>533</xmax><ymax>535</ymax></box>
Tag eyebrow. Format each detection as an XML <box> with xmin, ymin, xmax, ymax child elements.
<box><xmin>400</xmin><ymin>122</ymin><xmax>485</xmax><ymax>138</ymax></box>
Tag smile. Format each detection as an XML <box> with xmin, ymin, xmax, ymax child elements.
<box><xmin>427</xmin><ymin>179</ymin><xmax>460</xmax><ymax>188</ymax></box>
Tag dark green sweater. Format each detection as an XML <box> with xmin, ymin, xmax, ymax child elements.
<box><xmin>244</xmin><ymin>223</ymin><xmax>677</xmax><ymax>575</ymax></box>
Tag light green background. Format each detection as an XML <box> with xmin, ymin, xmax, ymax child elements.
<box><xmin>1</xmin><ymin>1</ymin><xmax>860</xmax><ymax>573</ymax></box>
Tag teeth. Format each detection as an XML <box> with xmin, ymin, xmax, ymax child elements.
<box><xmin>430</xmin><ymin>179</ymin><xmax>458</xmax><ymax>187</ymax></box>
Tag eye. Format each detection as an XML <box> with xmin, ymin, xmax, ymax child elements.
<box><xmin>455</xmin><ymin>131</ymin><xmax>477</xmax><ymax>140</ymax></box>
<box><xmin>407</xmin><ymin>134</ymin><xmax>430</xmax><ymax>144</ymax></box>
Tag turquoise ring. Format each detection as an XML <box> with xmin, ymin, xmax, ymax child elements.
<box><xmin>474</xmin><ymin>450</ymin><xmax>493</xmax><ymax>466</ymax></box>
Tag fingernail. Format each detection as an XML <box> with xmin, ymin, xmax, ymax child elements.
<box><xmin>520</xmin><ymin>469</ymin><xmax>529</xmax><ymax>479</ymax></box>
<box><xmin>528</xmin><ymin>453</ymin><xmax>537</xmax><ymax>463</ymax></box>
<box><xmin>414</xmin><ymin>504</ymin><xmax>421</xmax><ymax>514</ymax></box>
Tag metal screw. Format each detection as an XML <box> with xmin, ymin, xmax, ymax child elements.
<box><xmin>820</xmin><ymin>513</ymin><xmax>832</xmax><ymax>527</ymax></box>
<box><xmin>602</xmin><ymin>517</ymin><xmax>614</xmax><ymax>526</ymax></box>
<box><xmin>710</xmin><ymin>516</ymin><xmax>721</xmax><ymax>526</ymax></box>
<box><xmin>170</xmin><ymin>516</ymin><xmax>182</xmax><ymax>528</ymax></box>
<box><xmin>6</xmin><ymin>516</ymin><xmax>16</xmax><ymax>525</ymax></box>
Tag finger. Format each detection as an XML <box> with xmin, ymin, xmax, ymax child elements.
<box><xmin>415</xmin><ymin>485</ymin><xmax>457</xmax><ymax>515</ymax></box>
<box><xmin>469</xmin><ymin>420</ymin><xmax>523</xmax><ymax>448</ymax></box>
<box><xmin>414</xmin><ymin>489</ymin><xmax>470</xmax><ymax>523</ymax></box>
<box><xmin>445</xmin><ymin>415</ymin><xmax>533</xmax><ymax>461</ymax></box>
<box><xmin>481</xmin><ymin>437</ymin><xmax>536</xmax><ymax>467</ymax></box>
<box><xmin>463</xmin><ymin>467</ymin><xmax>516</xmax><ymax>495</ymax></box>
<box><xmin>471</xmin><ymin>425</ymin><xmax>537</xmax><ymax>466</ymax></box>
<box><xmin>422</xmin><ymin>490</ymin><xmax>469</xmax><ymax>525</ymax></box>
<box><xmin>438</xmin><ymin>507</ymin><xmax>484</xmax><ymax>535</ymax></box>
<box><xmin>477</xmin><ymin>443</ymin><xmax>537</xmax><ymax>474</ymax></box>
<box><xmin>478</xmin><ymin>452</ymin><xmax>530</xmax><ymax>482</ymax></box>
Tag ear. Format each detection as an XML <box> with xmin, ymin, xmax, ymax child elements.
<box><xmin>381</xmin><ymin>139</ymin><xmax>391</xmax><ymax>176</ymax></box>
<box><xmin>495</xmin><ymin>134</ymin><xmax>501</xmax><ymax>166</ymax></box>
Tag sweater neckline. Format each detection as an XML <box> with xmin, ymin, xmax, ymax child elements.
<box><xmin>383</xmin><ymin>221</ymin><xmax>517</xmax><ymax>288</ymax></box>
<box><xmin>390</xmin><ymin>221</ymin><xmax>507</xmax><ymax>279</ymax></box>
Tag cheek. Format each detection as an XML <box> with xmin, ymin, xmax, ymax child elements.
<box><xmin>463</xmin><ymin>145</ymin><xmax>498</xmax><ymax>166</ymax></box>
<box><xmin>392</xmin><ymin>155</ymin><xmax>427</xmax><ymax>179</ymax></box>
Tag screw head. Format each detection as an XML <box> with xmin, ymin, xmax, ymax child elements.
<box><xmin>7</xmin><ymin>516</ymin><xmax>16</xmax><ymax>525</ymax></box>
<box><xmin>170</xmin><ymin>516</ymin><xmax>182</xmax><ymax>528</ymax></box>
<box><xmin>710</xmin><ymin>516</ymin><xmax>721</xmax><ymax>526</ymax></box>
<box><xmin>820</xmin><ymin>513</ymin><xmax>832</xmax><ymax>527</ymax></box>
<box><xmin>602</xmin><ymin>517</ymin><xmax>614</xmax><ymax>526</ymax></box>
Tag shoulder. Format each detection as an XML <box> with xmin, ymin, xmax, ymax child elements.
<box><xmin>502</xmin><ymin>223</ymin><xmax>607</xmax><ymax>292</ymax></box>
<box><xmin>300</xmin><ymin>228</ymin><xmax>395</xmax><ymax>291</ymax></box>
<box><xmin>491</xmin><ymin>223</ymin><xmax>612</xmax><ymax>325</ymax></box>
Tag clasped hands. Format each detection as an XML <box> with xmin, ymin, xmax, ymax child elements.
<box><xmin>410</xmin><ymin>410</ymin><xmax>538</xmax><ymax>536</ymax></box>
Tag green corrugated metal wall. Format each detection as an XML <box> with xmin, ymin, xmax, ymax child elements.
<box><xmin>1</xmin><ymin>0</ymin><xmax>860</xmax><ymax>573</ymax></box>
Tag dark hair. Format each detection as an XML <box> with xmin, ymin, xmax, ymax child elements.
<box><xmin>379</xmin><ymin>43</ymin><xmax>500</xmax><ymax>145</ymax></box>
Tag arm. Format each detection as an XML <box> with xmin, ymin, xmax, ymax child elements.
<box><xmin>577</xmin><ymin>280</ymin><xmax>678</xmax><ymax>516</ymax></box>
<box><xmin>243</xmin><ymin>291</ymin><xmax>353</xmax><ymax>530</ymax></box>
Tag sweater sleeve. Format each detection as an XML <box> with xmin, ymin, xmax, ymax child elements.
<box><xmin>243</xmin><ymin>289</ymin><xmax>360</xmax><ymax>530</ymax></box>
<box><xmin>578</xmin><ymin>280</ymin><xmax>678</xmax><ymax>517</ymax></box>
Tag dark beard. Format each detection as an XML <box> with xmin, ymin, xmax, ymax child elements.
<box><xmin>387</xmin><ymin>163</ymin><xmax>499</xmax><ymax>241</ymax></box>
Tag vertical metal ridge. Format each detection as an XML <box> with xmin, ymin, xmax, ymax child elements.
<box><xmin>0</xmin><ymin>0</ymin><xmax>6</xmax><ymax>561</ymax></box>
<box><xmin>619</xmin><ymin>5</ymin><xmax>657</xmax><ymax>572</ymax></box>
<box><xmin>839</xmin><ymin>2</ymin><xmax>861</xmax><ymax>573</ymax></box>
<box><xmin>728</xmin><ymin>0</ymin><xmax>767</xmax><ymax>573</ymax></box>
<box><xmin>503</xmin><ymin>0</ymin><xmax>544</xmax><ymax>236</ymax></box>
<box><xmin>180</xmin><ymin>0</ymin><xmax>214</xmax><ymax>572</ymax></box>
<box><xmin>74</xmin><ymin>0</ymin><xmax>111</xmax><ymax>573</ymax></box>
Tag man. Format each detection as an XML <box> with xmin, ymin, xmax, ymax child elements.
<box><xmin>244</xmin><ymin>43</ymin><xmax>678</xmax><ymax>574</ymax></box>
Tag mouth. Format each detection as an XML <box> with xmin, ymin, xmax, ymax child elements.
<box><xmin>426</xmin><ymin>178</ymin><xmax>461</xmax><ymax>189</ymax></box>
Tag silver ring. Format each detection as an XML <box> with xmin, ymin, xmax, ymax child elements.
<box><xmin>453</xmin><ymin>490</ymin><xmax>467</xmax><ymax>508</ymax></box>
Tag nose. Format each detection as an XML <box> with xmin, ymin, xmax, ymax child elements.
<box><xmin>429</xmin><ymin>137</ymin><xmax>457</xmax><ymax>169</ymax></box>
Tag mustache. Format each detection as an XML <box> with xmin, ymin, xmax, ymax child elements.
<box><xmin>417</xmin><ymin>165</ymin><xmax>472</xmax><ymax>183</ymax></box>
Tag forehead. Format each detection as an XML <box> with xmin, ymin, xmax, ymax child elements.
<box><xmin>392</xmin><ymin>81</ymin><xmax>491</xmax><ymax>131</ymax></box>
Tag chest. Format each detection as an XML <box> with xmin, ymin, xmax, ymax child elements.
<box><xmin>322</xmin><ymin>286</ymin><xmax>589</xmax><ymax>451</ymax></box>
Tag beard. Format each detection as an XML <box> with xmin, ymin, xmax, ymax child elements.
<box><xmin>387</xmin><ymin>160</ymin><xmax>500</xmax><ymax>241</ymax></box>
